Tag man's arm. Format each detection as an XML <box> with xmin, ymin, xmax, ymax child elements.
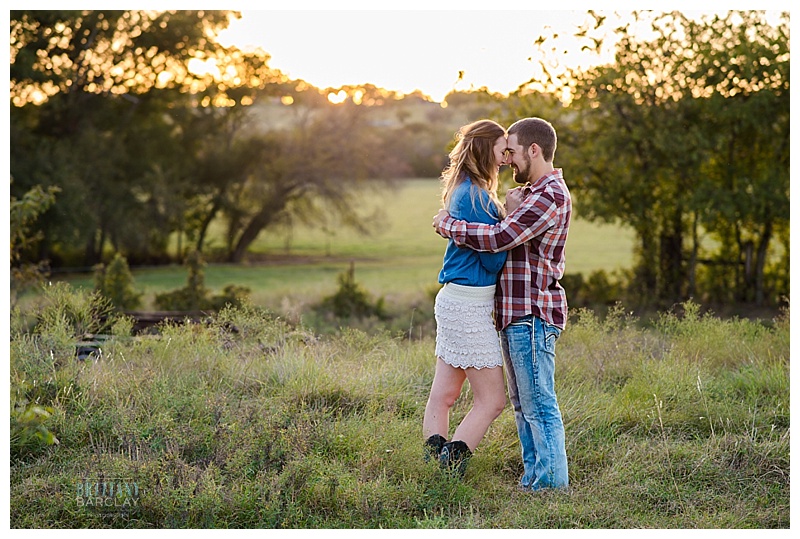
<box><xmin>433</xmin><ymin>190</ymin><xmax>559</xmax><ymax>253</ymax></box>
<box><xmin>431</xmin><ymin>187</ymin><xmax>525</xmax><ymax>235</ymax></box>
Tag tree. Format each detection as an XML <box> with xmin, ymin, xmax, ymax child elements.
<box><xmin>223</xmin><ymin>99</ymin><xmax>384</xmax><ymax>263</ymax></box>
<box><xmin>688</xmin><ymin>12</ymin><xmax>790</xmax><ymax>304</ymax></box>
<box><xmin>543</xmin><ymin>10</ymin><xmax>788</xmax><ymax>305</ymax></box>
<box><xmin>10</xmin><ymin>10</ymin><xmax>395</xmax><ymax>267</ymax></box>
<box><xmin>179</xmin><ymin>105</ymin><xmax>275</xmax><ymax>256</ymax></box>
<box><xmin>10</xmin><ymin>10</ymin><xmax>281</xmax><ymax>266</ymax></box>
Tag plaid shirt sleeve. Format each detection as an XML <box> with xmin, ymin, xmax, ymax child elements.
<box><xmin>436</xmin><ymin>172</ymin><xmax>571</xmax><ymax>331</ymax></box>
<box><xmin>437</xmin><ymin>189</ymin><xmax>559</xmax><ymax>252</ymax></box>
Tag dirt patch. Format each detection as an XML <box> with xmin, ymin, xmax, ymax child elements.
<box><xmin>242</xmin><ymin>253</ymin><xmax>378</xmax><ymax>266</ymax></box>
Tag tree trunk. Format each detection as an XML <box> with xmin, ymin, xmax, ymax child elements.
<box><xmin>733</xmin><ymin>223</ymin><xmax>746</xmax><ymax>302</ymax></box>
<box><xmin>754</xmin><ymin>220</ymin><xmax>773</xmax><ymax>305</ymax></box>
<box><xmin>195</xmin><ymin>196</ymin><xmax>222</xmax><ymax>253</ymax></box>
<box><xmin>228</xmin><ymin>192</ymin><xmax>293</xmax><ymax>263</ymax></box>
<box><xmin>658</xmin><ymin>207</ymin><xmax>684</xmax><ymax>303</ymax></box>
<box><xmin>687</xmin><ymin>212</ymin><xmax>699</xmax><ymax>298</ymax></box>
<box><xmin>83</xmin><ymin>227</ymin><xmax>104</xmax><ymax>267</ymax></box>
<box><xmin>229</xmin><ymin>210</ymin><xmax>272</xmax><ymax>263</ymax></box>
<box><xmin>634</xmin><ymin>225</ymin><xmax>658</xmax><ymax>299</ymax></box>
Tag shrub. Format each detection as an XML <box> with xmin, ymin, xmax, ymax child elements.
<box><xmin>562</xmin><ymin>270</ymin><xmax>627</xmax><ymax>308</ymax></box>
<box><xmin>209</xmin><ymin>284</ymin><xmax>252</xmax><ymax>311</ymax></box>
<box><xmin>34</xmin><ymin>281</ymin><xmax>115</xmax><ymax>339</ymax></box>
<box><xmin>10</xmin><ymin>183</ymin><xmax>60</xmax><ymax>307</ymax></box>
<box><xmin>584</xmin><ymin>269</ymin><xmax>626</xmax><ymax>305</ymax></box>
<box><xmin>10</xmin><ymin>398</ymin><xmax>58</xmax><ymax>460</ymax></box>
<box><xmin>155</xmin><ymin>251</ymin><xmax>250</xmax><ymax>311</ymax></box>
<box><xmin>316</xmin><ymin>262</ymin><xmax>386</xmax><ymax>320</ymax></box>
<box><xmin>93</xmin><ymin>252</ymin><xmax>143</xmax><ymax>310</ymax></box>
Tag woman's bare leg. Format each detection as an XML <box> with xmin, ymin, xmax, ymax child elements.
<box><xmin>451</xmin><ymin>365</ymin><xmax>506</xmax><ymax>451</ymax></box>
<box><xmin>423</xmin><ymin>357</ymin><xmax>467</xmax><ymax>440</ymax></box>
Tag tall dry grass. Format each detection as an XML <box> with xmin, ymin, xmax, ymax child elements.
<box><xmin>9</xmin><ymin>285</ymin><xmax>789</xmax><ymax>528</ymax></box>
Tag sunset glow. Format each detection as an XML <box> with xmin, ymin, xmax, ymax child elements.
<box><xmin>327</xmin><ymin>89</ymin><xmax>348</xmax><ymax>104</ymax></box>
<box><xmin>217</xmin><ymin>9</ymin><xmax>612</xmax><ymax>103</ymax></box>
<box><xmin>216</xmin><ymin>8</ymin><xmax>784</xmax><ymax>103</ymax></box>
<box><xmin>187</xmin><ymin>57</ymin><xmax>218</xmax><ymax>78</ymax></box>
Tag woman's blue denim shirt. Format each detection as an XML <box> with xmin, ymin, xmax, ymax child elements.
<box><xmin>438</xmin><ymin>179</ymin><xmax>507</xmax><ymax>286</ymax></box>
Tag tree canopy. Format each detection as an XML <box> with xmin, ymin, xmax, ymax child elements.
<box><xmin>521</xmin><ymin>10</ymin><xmax>789</xmax><ymax>306</ymax></box>
<box><xmin>9</xmin><ymin>10</ymin><xmax>403</xmax><ymax>265</ymax></box>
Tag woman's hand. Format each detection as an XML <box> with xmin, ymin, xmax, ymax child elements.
<box><xmin>505</xmin><ymin>187</ymin><xmax>525</xmax><ymax>213</ymax></box>
<box><xmin>432</xmin><ymin>208</ymin><xmax>449</xmax><ymax>237</ymax></box>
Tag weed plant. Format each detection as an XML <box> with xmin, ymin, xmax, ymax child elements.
<box><xmin>9</xmin><ymin>285</ymin><xmax>789</xmax><ymax>528</ymax></box>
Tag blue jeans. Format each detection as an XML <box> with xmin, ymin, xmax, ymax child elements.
<box><xmin>500</xmin><ymin>315</ymin><xmax>568</xmax><ymax>490</ymax></box>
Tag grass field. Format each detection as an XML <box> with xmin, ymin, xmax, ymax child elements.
<box><xmin>10</xmin><ymin>181</ymin><xmax>788</xmax><ymax>529</ymax></box>
<box><xmin>10</xmin><ymin>286</ymin><xmax>790</xmax><ymax>528</ymax></box>
<box><xmin>50</xmin><ymin>178</ymin><xmax>635</xmax><ymax>312</ymax></box>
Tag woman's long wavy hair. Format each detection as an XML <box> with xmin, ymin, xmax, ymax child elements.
<box><xmin>441</xmin><ymin>119</ymin><xmax>506</xmax><ymax>218</ymax></box>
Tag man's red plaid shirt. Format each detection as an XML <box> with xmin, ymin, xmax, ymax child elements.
<box><xmin>437</xmin><ymin>169</ymin><xmax>572</xmax><ymax>331</ymax></box>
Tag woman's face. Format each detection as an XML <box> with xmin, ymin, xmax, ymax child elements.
<box><xmin>492</xmin><ymin>135</ymin><xmax>509</xmax><ymax>170</ymax></box>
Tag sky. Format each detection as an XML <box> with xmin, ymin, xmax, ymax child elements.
<box><xmin>213</xmin><ymin>2</ymin><xmax>789</xmax><ymax>103</ymax></box>
<box><xmin>216</xmin><ymin>8</ymin><xmax>603</xmax><ymax>102</ymax></box>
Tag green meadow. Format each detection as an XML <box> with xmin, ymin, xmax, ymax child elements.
<box><xmin>11</xmin><ymin>179</ymin><xmax>788</xmax><ymax>529</ymax></box>
<box><xmin>53</xmin><ymin>178</ymin><xmax>635</xmax><ymax>312</ymax></box>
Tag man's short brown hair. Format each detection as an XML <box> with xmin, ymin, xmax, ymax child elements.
<box><xmin>508</xmin><ymin>118</ymin><xmax>557</xmax><ymax>162</ymax></box>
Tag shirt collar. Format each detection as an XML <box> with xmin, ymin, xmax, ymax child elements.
<box><xmin>521</xmin><ymin>168</ymin><xmax>562</xmax><ymax>196</ymax></box>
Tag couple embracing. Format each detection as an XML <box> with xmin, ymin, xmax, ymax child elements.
<box><xmin>424</xmin><ymin>117</ymin><xmax>571</xmax><ymax>492</ymax></box>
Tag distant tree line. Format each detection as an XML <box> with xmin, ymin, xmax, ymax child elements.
<box><xmin>10</xmin><ymin>10</ymin><xmax>789</xmax><ymax>308</ymax></box>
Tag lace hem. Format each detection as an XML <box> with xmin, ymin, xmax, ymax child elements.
<box><xmin>434</xmin><ymin>286</ymin><xmax>503</xmax><ymax>369</ymax></box>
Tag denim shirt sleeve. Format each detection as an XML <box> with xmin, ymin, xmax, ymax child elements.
<box><xmin>453</xmin><ymin>185</ymin><xmax>507</xmax><ymax>275</ymax></box>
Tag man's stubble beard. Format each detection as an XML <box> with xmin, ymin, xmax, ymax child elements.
<box><xmin>513</xmin><ymin>154</ymin><xmax>532</xmax><ymax>184</ymax></box>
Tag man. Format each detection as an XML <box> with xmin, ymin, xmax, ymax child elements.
<box><xmin>432</xmin><ymin>117</ymin><xmax>571</xmax><ymax>491</ymax></box>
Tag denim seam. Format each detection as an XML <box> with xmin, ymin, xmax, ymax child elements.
<box><xmin>533</xmin><ymin>318</ymin><xmax>557</xmax><ymax>486</ymax></box>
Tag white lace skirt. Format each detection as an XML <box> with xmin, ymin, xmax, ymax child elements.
<box><xmin>434</xmin><ymin>283</ymin><xmax>503</xmax><ymax>370</ymax></box>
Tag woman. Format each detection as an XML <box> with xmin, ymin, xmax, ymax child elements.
<box><xmin>423</xmin><ymin>119</ymin><xmax>509</xmax><ymax>477</ymax></box>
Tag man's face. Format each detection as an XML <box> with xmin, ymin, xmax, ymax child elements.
<box><xmin>505</xmin><ymin>133</ymin><xmax>531</xmax><ymax>184</ymax></box>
